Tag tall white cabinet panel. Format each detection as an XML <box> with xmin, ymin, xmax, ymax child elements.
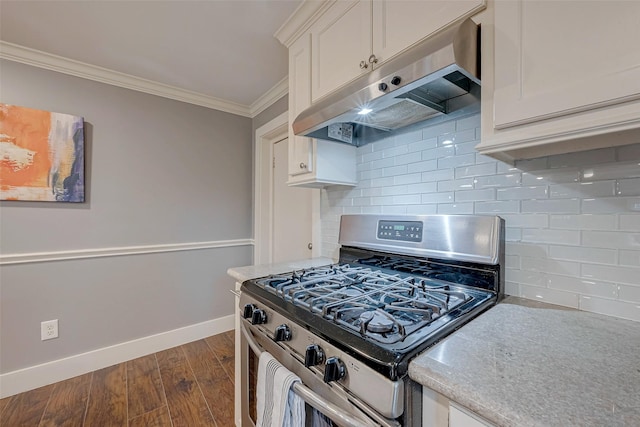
<box><xmin>493</xmin><ymin>0</ymin><xmax>640</xmax><ymax>129</ymax></box>
<box><xmin>373</xmin><ymin>0</ymin><xmax>485</xmax><ymax>64</ymax></box>
<box><xmin>288</xmin><ymin>33</ymin><xmax>313</xmax><ymax>176</ymax></box>
<box><xmin>311</xmin><ymin>0</ymin><xmax>372</xmax><ymax>102</ymax></box>
<box><xmin>477</xmin><ymin>0</ymin><xmax>640</xmax><ymax>161</ymax></box>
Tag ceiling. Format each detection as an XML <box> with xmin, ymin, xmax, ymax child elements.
<box><xmin>0</xmin><ymin>0</ymin><xmax>303</xmax><ymax>114</ymax></box>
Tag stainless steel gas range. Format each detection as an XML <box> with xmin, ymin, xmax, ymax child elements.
<box><xmin>239</xmin><ymin>214</ymin><xmax>505</xmax><ymax>427</ymax></box>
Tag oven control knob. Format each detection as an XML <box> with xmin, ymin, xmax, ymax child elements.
<box><xmin>391</xmin><ymin>76</ymin><xmax>402</xmax><ymax>86</ymax></box>
<box><xmin>323</xmin><ymin>357</ymin><xmax>346</xmax><ymax>383</ymax></box>
<box><xmin>242</xmin><ymin>304</ymin><xmax>256</xmax><ymax>319</ymax></box>
<box><xmin>251</xmin><ymin>309</ymin><xmax>267</xmax><ymax>325</ymax></box>
<box><xmin>274</xmin><ymin>324</ymin><xmax>292</xmax><ymax>342</ymax></box>
<box><xmin>304</xmin><ymin>344</ymin><xmax>325</xmax><ymax>368</ymax></box>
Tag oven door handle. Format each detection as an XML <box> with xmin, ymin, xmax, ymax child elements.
<box><xmin>240</xmin><ymin>322</ymin><xmax>376</xmax><ymax>427</ymax></box>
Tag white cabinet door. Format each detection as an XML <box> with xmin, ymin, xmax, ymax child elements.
<box><xmin>477</xmin><ymin>0</ymin><xmax>640</xmax><ymax>161</ymax></box>
<box><xmin>493</xmin><ymin>0</ymin><xmax>640</xmax><ymax>129</ymax></box>
<box><xmin>311</xmin><ymin>0</ymin><xmax>372</xmax><ymax>102</ymax></box>
<box><xmin>373</xmin><ymin>0</ymin><xmax>485</xmax><ymax>64</ymax></box>
<box><xmin>288</xmin><ymin>33</ymin><xmax>313</xmax><ymax>176</ymax></box>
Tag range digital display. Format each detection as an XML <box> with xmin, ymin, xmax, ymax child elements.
<box><xmin>378</xmin><ymin>221</ymin><xmax>423</xmax><ymax>242</ymax></box>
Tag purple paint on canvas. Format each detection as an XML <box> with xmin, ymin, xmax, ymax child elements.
<box><xmin>65</xmin><ymin>120</ymin><xmax>85</xmax><ymax>202</ymax></box>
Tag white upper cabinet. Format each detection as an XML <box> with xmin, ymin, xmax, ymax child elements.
<box><xmin>288</xmin><ymin>33</ymin><xmax>314</xmax><ymax>177</ymax></box>
<box><xmin>311</xmin><ymin>0</ymin><xmax>372</xmax><ymax>102</ymax></box>
<box><xmin>477</xmin><ymin>0</ymin><xmax>640</xmax><ymax>161</ymax></box>
<box><xmin>288</xmin><ymin>31</ymin><xmax>357</xmax><ymax>187</ymax></box>
<box><xmin>311</xmin><ymin>0</ymin><xmax>485</xmax><ymax>102</ymax></box>
<box><xmin>373</xmin><ymin>0</ymin><xmax>484</xmax><ymax>65</ymax></box>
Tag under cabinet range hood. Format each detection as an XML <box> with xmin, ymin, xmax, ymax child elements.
<box><xmin>293</xmin><ymin>18</ymin><xmax>481</xmax><ymax>147</ymax></box>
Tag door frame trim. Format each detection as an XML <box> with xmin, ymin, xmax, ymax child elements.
<box><xmin>254</xmin><ymin>112</ymin><xmax>321</xmax><ymax>265</ymax></box>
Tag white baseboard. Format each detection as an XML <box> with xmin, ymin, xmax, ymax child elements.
<box><xmin>0</xmin><ymin>315</ymin><xmax>234</xmax><ymax>398</ymax></box>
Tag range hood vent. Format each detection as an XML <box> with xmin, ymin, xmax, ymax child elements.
<box><xmin>293</xmin><ymin>19</ymin><xmax>481</xmax><ymax>147</ymax></box>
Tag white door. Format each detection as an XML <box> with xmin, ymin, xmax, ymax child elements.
<box><xmin>272</xmin><ymin>137</ymin><xmax>313</xmax><ymax>263</ymax></box>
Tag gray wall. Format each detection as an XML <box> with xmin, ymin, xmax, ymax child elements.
<box><xmin>0</xmin><ymin>60</ymin><xmax>253</xmax><ymax>373</ymax></box>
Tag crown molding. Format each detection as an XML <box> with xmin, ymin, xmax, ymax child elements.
<box><xmin>274</xmin><ymin>0</ymin><xmax>335</xmax><ymax>47</ymax></box>
<box><xmin>0</xmin><ymin>41</ymin><xmax>254</xmax><ymax>117</ymax></box>
<box><xmin>250</xmin><ymin>76</ymin><xmax>288</xmax><ymax>117</ymax></box>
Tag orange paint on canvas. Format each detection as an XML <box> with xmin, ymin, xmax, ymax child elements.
<box><xmin>0</xmin><ymin>104</ymin><xmax>52</xmax><ymax>188</ymax></box>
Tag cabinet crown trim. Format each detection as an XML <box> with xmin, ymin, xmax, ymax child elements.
<box><xmin>275</xmin><ymin>0</ymin><xmax>336</xmax><ymax>47</ymax></box>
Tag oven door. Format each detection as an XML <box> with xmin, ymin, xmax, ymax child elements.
<box><xmin>240</xmin><ymin>321</ymin><xmax>400</xmax><ymax>427</ymax></box>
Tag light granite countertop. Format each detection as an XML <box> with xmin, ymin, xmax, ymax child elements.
<box><xmin>409</xmin><ymin>297</ymin><xmax>640</xmax><ymax>427</ymax></box>
<box><xmin>227</xmin><ymin>257</ymin><xmax>335</xmax><ymax>283</ymax></box>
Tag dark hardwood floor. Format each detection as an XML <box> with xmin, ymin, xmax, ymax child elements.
<box><xmin>0</xmin><ymin>330</ymin><xmax>236</xmax><ymax>427</ymax></box>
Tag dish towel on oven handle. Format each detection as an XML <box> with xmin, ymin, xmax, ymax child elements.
<box><xmin>256</xmin><ymin>351</ymin><xmax>305</xmax><ymax>427</ymax></box>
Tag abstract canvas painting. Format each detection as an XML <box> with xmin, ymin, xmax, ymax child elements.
<box><xmin>0</xmin><ymin>103</ymin><xmax>85</xmax><ymax>202</ymax></box>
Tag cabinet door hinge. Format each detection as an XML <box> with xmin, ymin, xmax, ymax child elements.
<box><xmin>273</xmin><ymin>157</ymin><xmax>276</xmax><ymax>168</ymax></box>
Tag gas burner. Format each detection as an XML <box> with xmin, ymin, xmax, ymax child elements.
<box><xmin>360</xmin><ymin>311</ymin><xmax>395</xmax><ymax>333</ymax></box>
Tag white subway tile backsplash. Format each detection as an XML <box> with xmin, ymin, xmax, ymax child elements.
<box><xmin>506</xmin><ymin>242</ymin><xmax>549</xmax><ymax>258</ymax></box>
<box><xmin>620</xmin><ymin>214</ymin><xmax>640</xmax><ymax>231</ymax></box>
<box><xmin>522</xmin><ymin>198</ymin><xmax>580</xmax><ymax>214</ymax></box>
<box><xmin>521</xmin><ymin>228</ymin><xmax>581</xmax><ymax>245</ymax></box>
<box><xmin>406</xmin><ymin>182</ymin><xmax>438</xmax><ymax>194</ymax></box>
<box><xmin>505</xmin><ymin>255</ymin><xmax>520</xmax><ymax>269</ymax></box>
<box><xmin>500</xmin><ymin>214</ymin><xmax>548</xmax><ymax>228</ymax></box>
<box><xmin>405</xmin><ymin>204</ymin><xmax>438</xmax><ymax>215</ymax></box>
<box><xmin>519</xmin><ymin>285</ymin><xmax>580</xmax><ymax>308</ymax></box>
<box><xmin>422</xmin><ymin>192</ymin><xmax>454</xmax><ymax>204</ymax></box>
<box><xmin>394</xmin><ymin>153</ymin><xmax>422</xmax><ymax>165</ymax></box>
<box><xmin>371</xmin><ymin>177</ymin><xmax>394</xmax><ymax>188</ymax></box>
<box><xmin>497</xmin><ymin>186</ymin><xmax>548</xmax><ymax>201</ymax></box>
<box><xmin>547</xmin><ymin>274</ymin><xmax>618</xmax><ymax>299</ymax></box>
<box><xmin>617</xmin><ymin>178</ymin><xmax>640</xmax><ymax>196</ymax></box>
<box><xmin>579</xmin><ymin>296</ymin><xmax>640</xmax><ymax>322</ymax></box>
<box><xmin>438</xmin><ymin>178</ymin><xmax>475</xmax><ymax>192</ymax></box>
<box><xmin>581</xmin><ymin>160</ymin><xmax>640</xmax><ymax>181</ymax></box>
<box><xmin>422</xmin><ymin>145</ymin><xmax>455</xmax><ymax>161</ymax></box>
<box><xmin>582</xmin><ymin>196</ymin><xmax>640</xmax><ymax>213</ymax></box>
<box><xmin>407</xmin><ymin>159</ymin><xmax>438</xmax><ymax>173</ymax></box>
<box><xmin>393</xmin><ymin>194</ymin><xmax>421</xmax><ymax>205</ymax></box>
<box><xmin>436</xmin><ymin>203</ymin><xmax>474</xmax><ymax>214</ymax></box>
<box><xmin>581</xmin><ymin>264</ymin><xmax>640</xmax><ymax>286</ymax></box>
<box><xmin>455</xmin><ymin>163</ymin><xmax>497</xmax><ymax>179</ymax></box>
<box><xmin>438</xmin><ymin>153</ymin><xmax>475</xmax><ymax>169</ymax></box>
<box><xmin>362</xmin><ymin>150</ymin><xmax>383</xmax><ymax>163</ymax></box>
<box><xmin>394</xmin><ymin>129</ymin><xmax>423</xmax><ymax>145</ymax></box>
<box><xmin>505</xmin><ymin>268</ymin><xmax>547</xmax><ymax>287</ymax></box>
<box><xmin>550</xmin><ymin>181</ymin><xmax>616</xmax><ymax>199</ymax></box>
<box><xmin>383</xmin><ymin>165</ymin><xmax>408</xmax><ymax>177</ymax></box>
<box><xmin>407</xmin><ymin>137</ymin><xmax>438</xmax><ymax>153</ymax></box>
<box><xmin>323</xmin><ymin>116</ymin><xmax>640</xmax><ymax>321</ymax></box>
<box><xmin>475</xmin><ymin>200</ymin><xmax>520</xmax><ymax>214</ymax></box>
<box><xmin>456</xmin><ymin>114</ymin><xmax>481</xmax><ymax>131</ymax></box>
<box><xmin>474</xmin><ymin>173</ymin><xmax>521</xmax><ymax>189</ymax></box>
<box><xmin>381</xmin><ymin>185</ymin><xmax>408</xmax><ymax>196</ymax></box>
<box><xmin>455</xmin><ymin>141</ymin><xmax>478</xmax><ymax>156</ymax></box>
<box><xmin>521</xmin><ymin>257</ymin><xmax>580</xmax><ymax>276</ymax></box>
<box><xmin>548</xmin><ymin>245</ymin><xmax>617</xmax><ymax>265</ymax></box>
<box><xmin>582</xmin><ymin>230</ymin><xmax>640</xmax><ymax>250</ymax></box>
<box><xmin>422</xmin><ymin>169</ymin><xmax>454</xmax><ymax>182</ymax></box>
<box><xmin>505</xmin><ymin>227</ymin><xmax>522</xmax><ymax>241</ymax></box>
<box><xmin>548</xmin><ymin>147</ymin><xmax>616</xmax><ymax>168</ymax></box>
<box><xmin>549</xmin><ymin>214</ymin><xmax>617</xmax><ymax>230</ymax></box>
<box><xmin>422</xmin><ymin>121</ymin><xmax>455</xmax><ymax>139</ymax></box>
<box><xmin>504</xmin><ymin>281</ymin><xmax>520</xmax><ymax>296</ymax></box>
<box><xmin>455</xmin><ymin>188</ymin><xmax>495</xmax><ymax>202</ymax></box>
<box><xmin>619</xmin><ymin>250</ymin><xmax>640</xmax><ymax>267</ymax></box>
<box><xmin>382</xmin><ymin>145</ymin><xmax>409</xmax><ymax>159</ymax></box>
<box><xmin>371</xmin><ymin>157</ymin><xmax>395</xmax><ymax>170</ymax></box>
<box><xmin>394</xmin><ymin>173</ymin><xmax>423</xmax><ymax>185</ymax></box>
<box><xmin>521</xmin><ymin>168</ymin><xmax>580</xmax><ymax>186</ymax></box>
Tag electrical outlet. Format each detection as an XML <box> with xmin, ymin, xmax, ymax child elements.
<box><xmin>41</xmin><ymin>319</ymin><xmax>59</xmax><ymax>341</ymax></box>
